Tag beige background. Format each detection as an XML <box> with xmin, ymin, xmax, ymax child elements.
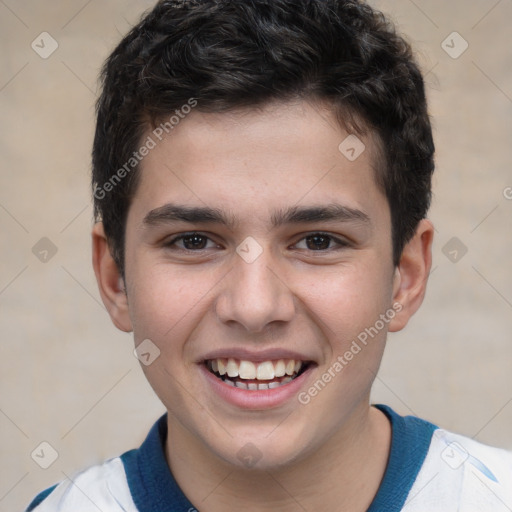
<box><xmin>1</xmin><ymin>0</ymin><xmax>511</xmax><ymax>510</ymax></box>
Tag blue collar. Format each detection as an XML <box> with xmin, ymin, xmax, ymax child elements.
<box><xmin>121</xmin><ymin>405</ymin><xmax>437</xmax><ymax>511</ymax></box>
<box><xmin>368</xmin><ymin>404</ymin><xmax>437</xmax><ymax>510</ymax></box>
<box><xmin>121</xmin><ymin>416</ymin><xmax>195</xmax><ymax>511</ymax></box>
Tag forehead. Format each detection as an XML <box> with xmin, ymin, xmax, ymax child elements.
<box><xmin>129</xmin><ymin>100</ymin><xmax>388</xmax><ymax>230</ymax></box>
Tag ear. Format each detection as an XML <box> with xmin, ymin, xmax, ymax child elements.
<box><xmin>92</xmin><ymin>222</ymin><xmax>133</xmax><ymax>332</ymax></box>
<box><xmin>388</xmin><ymin>219</ymin><xmax>434</xmax><ymax>332</ymax></box>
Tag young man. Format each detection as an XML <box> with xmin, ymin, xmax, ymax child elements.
<box><xmin>26</xmin><ymin>0</ymin><xmax>512</xmax><ymax>510</ymax></box>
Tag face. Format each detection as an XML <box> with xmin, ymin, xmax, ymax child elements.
<box><xmin>94</xmin><ymin>100</ymin><xmax>430</xmax><ymax>470</ymax></box>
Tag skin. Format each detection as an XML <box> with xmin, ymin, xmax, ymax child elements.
<box><xmin>93</xmin><ymin>100</ymin><xmax>433</xmax><ymax>511</ymax></box>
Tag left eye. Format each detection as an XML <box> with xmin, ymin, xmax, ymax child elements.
<box><xmin>293</xmin><ymin>233</ymin><xmax>347</xmax><ymax>251</ymax></box>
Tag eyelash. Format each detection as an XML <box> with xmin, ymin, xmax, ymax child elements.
<box><xmin>164</xmin><ymin>232</ymin><xmax>350</xmax><ymax>253</ymax></box>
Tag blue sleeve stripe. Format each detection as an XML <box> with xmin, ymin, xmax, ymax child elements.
<box><xmin>25</xmin><ymin>484</ymin><xmax>58</xmax><ymax>512</ymax></box>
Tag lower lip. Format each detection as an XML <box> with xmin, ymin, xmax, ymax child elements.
<box><xmin>199</xmin><ymin>364</ymin><xmax>314</xmax><ymax>410</ymax></box>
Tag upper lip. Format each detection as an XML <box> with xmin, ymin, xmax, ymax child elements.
<box><xmin>199</xmin><ymin>348</ymin><xmax>316</xmax><ymax>364</ymax></box>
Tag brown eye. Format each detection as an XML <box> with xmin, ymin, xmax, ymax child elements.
<box><xmin>166</xmin><ymin>232</ymin><xmax>217</xmax><ymax>251</ymax></box>
<box><xmin>294</xmin><ymin>233</ymin><xmax>348</xmax><ymax>251</ymax></box>
<box><xmin>181</xmin><ymin>233</ymin><xmax>208</xmax><ymax>250</ymax></box>
<box><xmin>305</xmin><ymin>234</ymin><xmax>332</xmax><ymax>250</ymax></box>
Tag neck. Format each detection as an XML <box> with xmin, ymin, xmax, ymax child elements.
<box><xmin>166</xmin><ymin>404</ymin><xmax>391</xmax><ymax>512</ymax></box>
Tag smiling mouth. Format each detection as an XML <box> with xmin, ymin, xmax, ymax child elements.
<box><xmin>205</xmin><ymin>358</ymin><xmax>312</xmax><ymax>390</ymax></box>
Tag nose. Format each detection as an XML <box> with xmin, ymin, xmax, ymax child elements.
<box><xmin>215</xmin><ymin>248</ymin><xmax>296</xmax><ymax>333</ymax></box>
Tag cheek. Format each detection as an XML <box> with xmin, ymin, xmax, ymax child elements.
<box><xmin>298</xmin><ymin>262</ymin><xmax>394</xmax><ymax>340</ymax></box>
<box><xmin>296</xmin><ymin>266</ymin><xmax>393</xmax><ymax>420</ymax></box>
<box><xmin>126</xmin><ymin>262</ymin><xmax>214</xmax><ymax>344</ymax></box>
<box><xmin>126</xmin><ymin>264</ymin><xmax>214</xmax><ymax>410</ymax></box>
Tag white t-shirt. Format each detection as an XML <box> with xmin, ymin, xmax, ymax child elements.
<box><xmin>26</xmin><ymin>405</ymin><xmax>512</xmax><ymax>511</ymax></box>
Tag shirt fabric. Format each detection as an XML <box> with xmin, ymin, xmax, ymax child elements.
<box><xmin>26</xmin><ymin>404</ymin><xmax>512</xmax><ymax>511</ymax></box>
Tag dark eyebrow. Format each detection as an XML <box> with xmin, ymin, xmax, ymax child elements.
<box><xmin>270</xmin><ymin>204</ymin><xmax>370</xmax><ymax>227</ymax></box>
<box><xmin>142</xmin><ymin>203</ymin><xmax>370</xmax><ymax>229</ymax></box>
<box><xmin>143</xmin><ymin>204</ymin><xmax>237</xmax><ymax>229</ymax></box>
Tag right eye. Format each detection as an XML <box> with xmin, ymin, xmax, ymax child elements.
<box><xmin>164</xmin><ymin>232</ymin><xmax>220</xmax><ymax>252</ymax></box>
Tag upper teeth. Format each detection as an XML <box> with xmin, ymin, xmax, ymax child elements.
<box><xmin>210</xmin><ymin>358</ymin><xmax>303</xmax><ymax>380</ymax></box>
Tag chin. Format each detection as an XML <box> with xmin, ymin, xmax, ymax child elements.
<box><xmin>208</xmin><ymin>422</ymin><xmax>314</xmax><ymax>471</ymax></box>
